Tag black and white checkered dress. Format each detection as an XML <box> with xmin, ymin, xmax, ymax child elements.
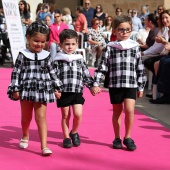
<box><xmin>7</xmin><ymin>49</ymin><xmax>63</xmax><ymax>103</ymax></box>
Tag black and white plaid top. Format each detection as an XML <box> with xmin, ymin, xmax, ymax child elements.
<box><xmin>94</xmin><ymin>44</ymin><xmax>146</xmax><ymax>91</ymax></box>
<box><xmin>7</xmin><ymin>49</ymin><xmax>63</xmax><ymax>103</ymax></box>
<box><xmin>53</xmin><ymin>54</ymin><xmax>94</xmax><ymax>93</ymax></box>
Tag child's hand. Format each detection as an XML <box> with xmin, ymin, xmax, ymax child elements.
<box><xmin>55</xmin><ymin>90</ymin><xmax>62</xmax><ymax>99</ymax></box>
<box><xmin>91</xmin><ymin>86</ymin><xmax>101</xmax><ymax>96</ymax></box>
<box><xmin>137</xmin><ymin>91</ymin><xmax>143</xmax><ymax>98</ymax></box>
<box><xmin>13</xmin><ymin>92</ymin><xmax>20</xmax><ymax>100</ymax></box>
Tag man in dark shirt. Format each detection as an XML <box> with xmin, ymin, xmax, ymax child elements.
<box><xmin>83</xmin><ymin>0</ymin><xmax>95</xmax><ymax>28</ymax></box>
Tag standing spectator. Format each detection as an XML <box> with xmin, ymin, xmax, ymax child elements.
<box><xmin>49</xmin><ymin>10</ymin><xmax>68</xmax><ymax>60</ymax></box>
<box><xmin>62</xmin><ymin>7</ymin><xmax>72</xmax><ymax>25</ymax></box>
<box><xmin>94</xmin><ymin>4</ymin><xmax>108</xmax><ymax>22</ymax></box>
<box><xmin>127</xmin><ymin>9</ymin><xmax>133</xmax><ymax>17</ymax></box>
<box><xmin>26</xmin><ymin>3</ymin><xmax>33</xmax><ymax>23</ymax></box>
<box><xmin>131</xmin><ymin>9</ymin><xmax>143</xmax><ymax>32</ymax></box>
<box><xmin>18</xmin><ymin>0</ymin><xmax>31</xmax><ymax>43</ymax></box>
<box><xmin>83</xmin><ymin>0</ymin><xmax>95</xmax><ymax>28</ymax></box>
<box><xmin>35</xmin><ymin>3</ymin><xmax>43</xmax><ymax>16</ymax></box>
<box><xmin>37</xmin><ymin>3</ymin><xmax>51</xmax><ymax>22</ymax></box>
<box><xmin>74</xmin><ymin>6</ymin><xmax>88</xmax><ymax>34</ymax></box>
<box><xmin>156</xmin><ymin>5</ymin><xmax>165</xmax><ymax>17</ymax></box>
<box><xmin>146</xmin><ymin>5</ymin><xmax>150</xmax><ymax>15</ymax></box>
<box><xmin>115</xmin><ymin>8</ymin><xmax>123</xmax><ymax>16</ymax></box>
<box><xmin>139</xmin><ymin>5</ymin><xmax>148</xmax><ymax>27</ymax></box>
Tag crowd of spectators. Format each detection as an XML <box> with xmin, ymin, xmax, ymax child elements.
<box><xmin>1</xmin><ymin>0</ymin><xmax>170</xmax><ymax>104</ymax></box>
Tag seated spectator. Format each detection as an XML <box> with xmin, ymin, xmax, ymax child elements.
<box><xmin>61</xmin><ymin>15</ymin><xmax>74</xmax><ymax>30</ymax></box>
<box><xmin>139</xmin><ymin>13</ymin><xmax>159</xmax><ymax>52</ymax></box>
<box><xmin>98</xmin><ymin>19</ymin><xmax>105</xmax><ymax>32</ymax></box>
<box><xmin>49</xmin><ymin>10</ymin><xmax>68</xmax><ymax>60</ymax></box>
<box><xmin>45</xmin><ymin>14</ymin><xmax>52</xmax><ymax>27</ymax></box>
<box><xmin>87</xmin><ymin>18</ymin><xmax>107</xmax><ymax>67</ymax></box>
<box><xmin>137</xmin><ymin>26</ymin><xmax>150</xmax><ymax>46</ymax></box>
<box><xmin>94</xmin><ymin>4</ymin><xmax>108</xmax><ymax>22</ymax></box>
<box><xmin>62</xmin><ymin>7</ymin><xmax>72</xmax><ymax>25</ymax></box>
<box><xmin>143</xmin><ymin>10</ymin><xmax>170</xmax><ymax>98</ymax></box>
<box><xmin>131</xmin><ymin>9</ymin><xmax>143</xmax><ymax>32</ymax></box>
<box><xmin>103</xmin><ymin>16</ymin><xmax>113</xmax><ymax>32</ymax></box>
<box><xmin>150</xmin><ymin>55</ymin><xmax>170</xmax><ymax>104</ymax></box>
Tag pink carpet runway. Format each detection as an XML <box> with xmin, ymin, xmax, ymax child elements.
<box><xmin>0</xmin><ymin>68</ymin><xmax>170</xmax><ymax>170</ymax></box>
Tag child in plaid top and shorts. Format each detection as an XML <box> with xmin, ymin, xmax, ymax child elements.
<box><xmin>92</xmin><ymin>15</ymin><xmax>146</xmax><ymax>151</ymax></box>
<box><xmin>7</xmin><ymin>21</ymin><xmax>63</xmax><ymax>156</ymax></box>
<box><xmin>54</xmin><ymin>29</ymin><xmax>100</xmax><ymax>148</ymax></box>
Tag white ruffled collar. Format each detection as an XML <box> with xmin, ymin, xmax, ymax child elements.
<box><xmin>107</xmin><ymin>39</ymin><xmax>139</xmax><ymax>50</ymax></box>
<box><xmin>54</xmin><ymin>51</ymin><xmax>83</xmax><ymax>62</ymax></box>
<box><xmin>20</xmin><ymin>49</ymin><xmax>50</xmax><ymax>60</ymax></box>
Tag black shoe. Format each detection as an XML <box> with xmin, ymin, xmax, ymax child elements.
<box><xmin>145</xmin><ymin>94</ymin><xmax>152</xmax><ymax>98</ymax></box>
<box><xmin>149</xmin><ymin>95</ymin><xmax>170</xmax><ymax>104</ymax></box>
<box><xmin>63</xmin><ymin>138</ymin><xmax>72</xmax><ymax>148</ymax></box>
<box><xmin>69</xmin><ymin>131</ymin><xmax>81</xmax><ymax>147</ymax></box>
<box><xmin>123</xmin><ymin>138</ymin><xmax>136</xmax><ymax>151</ymax></box>
<box><xmin>113</xmin><ymin>138</ymin><xmax>122</xmax><ymax>149</ymax></box>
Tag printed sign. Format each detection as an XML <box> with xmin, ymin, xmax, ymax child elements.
<box><xmin>2</xmin><ymin>0</ymin><xmax>26</xmax><ymax>64</ymax></box>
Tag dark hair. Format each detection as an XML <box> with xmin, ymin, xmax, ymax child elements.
<box><xmin>112</xmin><ymin>15</ymin><xmax>132</xmax><ymax>29</ymax></box>
<box><xmin>96</xmin><ymin>4</ymin><xmax>103</xmax><ymax>12</ymax></box>
<box><xmin>91</xmin><ymin>18</ymin><xmax>99</xmax><ymax>26</ymax></box>
<box><xmin>55</xmin><ymin>9</ymin><xmax>61</xmax><ymax>15</ymax></box>
<box><xmin>147</xmin><ymin>13</ymin><xmax>158</xmax><ymax>27</ymax></box>
<box><xmin>59</xmin><ymin>29</ymin><xmax>78</xmax><ymax>44</ymax></box>
<box><xmin>36</xmin><ymin>3</ymin><xmax>43</xmax><ymax>14</ymax></box>
<box><xmin>19</xmin><ymin>0</ymin><xmax>29</xmax><ymax>16</ymax></box>
<box><xmin>26</xmin><ymin>21</ymin><xmax>49</xmax><ymax>38</ymax></box>
<box><xmin>75</xmin><ymin>6</ymin><xmax>84</xmax><ymax>13</ymax></box>
<box><xmin>159</xmin><ymin>9</ymin><xmax>170</xmax><ymax>29</ymax></box>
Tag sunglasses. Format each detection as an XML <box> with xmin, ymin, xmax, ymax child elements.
<box><xmin>54</xmin><ymin>16</ymin><xmax>60</xmax><ymax>18</ymax></box>
<box><xmin>117</xmin><ymin>28</ymin><xmax>132</xmax><ymax>33</ymax></box>
<box><xmin>18</xmin><ymin>4</ymin><xmax>23</xmax><ymax>6</ymax></box>
<box><xmin>158</xmin><ymin>8</ymin><xmax>163</xmax><ymax>11</ymax></box>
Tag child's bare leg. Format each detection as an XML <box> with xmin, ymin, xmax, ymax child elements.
<box><xmin>34</xmin><ymin>102</ymin><xmax>47</xmax><ymax>149</ymax></box>
<box><xmin>61</xmin><ymin>106</ymin><xmax>71</xmax><ymax>139</ymax></box>
<box><xmin>71</xmin><ymin>104</ymin><xmax>82</xmax><ymax>133</ymax></box>
<box><xmin>20</xmin><ymin>100</ymin><xmax>33</xmax><ymax>140</ymax></box>
<box><xmin>112</xmin><ymin>104</ymin><xmax>123</xmax><ymax>138</ymax></box>
<box><xmin>124</xmin><ymin>99</ymin><xmax>135</xmax><ymax>139</ymax></box>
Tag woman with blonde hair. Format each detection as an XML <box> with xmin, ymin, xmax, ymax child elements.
<box><xmin>62</xmin><ymin>7</ymin><xmax>72</xmax><ymax>24</ymax></box>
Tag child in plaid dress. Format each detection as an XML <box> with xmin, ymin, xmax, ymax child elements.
<box><xmin>7</xmin><ymin>21</ymin><xmax>63</xmax><ymax>156</ymax></box>
<box><xmin>92</xmin><ymin>16</ymin><xmax>146</xmax><ymax>151</ymax></box>
<box><xmin>54</xmin><ymin>29</ymin><xmax>100</xmax><ymax>148</ymax></box>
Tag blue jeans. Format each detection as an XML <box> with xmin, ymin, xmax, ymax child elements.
<box><xmin>50</xmin><ymin>42</ymin><xmax>59</xmax><ymax>60</ymax></box>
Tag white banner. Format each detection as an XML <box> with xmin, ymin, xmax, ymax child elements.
<box><xmin>2</xmin><ymin>0</ymin><xmax>26</xmax><ymax>64</ymax></box>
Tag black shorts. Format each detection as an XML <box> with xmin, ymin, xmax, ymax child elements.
<box><xmin>109</xmin><ymin>88</ymin><xmax>137</xmax><ymax>104</ymax></box>
<box><xmin>57</xmin><ymin>92</ymin><xmax>85</xmax><ymax>108</ymax></box>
